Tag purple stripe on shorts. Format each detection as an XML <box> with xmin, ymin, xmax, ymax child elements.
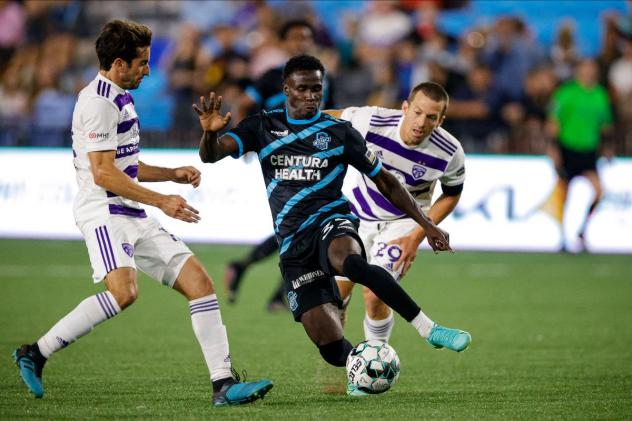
<box><xmin>96</xmin><ymin>293</ymin><xmax>113</xmax><ymax>318</ymax></box>
<box><xmin>431</xmin><ymin>131</ymin><xmax>456</xmax><ymax>153</ymax></box>
<box><xmin>102</xmin><ymin>226</ymin><xmax>118</xmax><ymax>270</ymax></box>
<box><xmin>95</xmin><ymin>226</ymin><xmax>111</xmax><ymax>273</ymax></box>
<box><xmin>362</xmin><ymin>179</ymin><xmax>405</xmax><ymax>216</ymax></box>
<box><xmin>108</xmin><ymin>204</ymin><xmax>147</xmax><ymax>218</ymax></box>
<box><xmin>116</xmin><ymin>143</ymin><xmax>140</xmax><ymax>159</ymax></box>
<box><xmin>114</xmin><ymin>93</ymin><xmax>134</xmax><ymax>110</ymax></box>
<box><xmin>97</xmin><ymin>226</ymin><xmax>113</xmax><ymax>272</ymax></box>
<box><xmin>352</xmin><ymin>187</ymin><xmax>379</xmax><ymax>219</ymax></box>
<box><xmin>117</xmin><ymin>118</ymin><xmax>138</xmax><ymax>134</ymax></box>
<box><xmin>366</xmin><ymin>131</ymin><xmax>447</xmax><ymax>172</ymax></box>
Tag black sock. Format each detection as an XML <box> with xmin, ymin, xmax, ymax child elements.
<box><xmin>342</xmin><ymin>254</ymin><xmax>421</xmax><ymax>322</ymax></box>
<box><xmin>318</xmin><ymin>338</ymin><xmax>354</xmax><ymax>367</ymax></box>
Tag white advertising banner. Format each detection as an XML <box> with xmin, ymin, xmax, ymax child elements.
<box><xmin>0</xmin><ymin>149</ymin><xmax>630</xmax><ymax>253</ymax></box>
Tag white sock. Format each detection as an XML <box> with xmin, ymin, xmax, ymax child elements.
<box><xmin>364</xmin><ymin>311</ymin><xmax>395</xmax><ymax>342</ymax></box>
<box><xmin>189</xmin><ymin>294</ymin><xmax>232</xmax><ymax>382</ymax></box>
<box><xmin>37</xmin><ymin>291</ymin><xmax>121</xmax><ymax>358</ymax></box>
<box><xmin>411</xmin><ymin>309</ymin><xmax>435</xmax><ymax>339</ymax></box>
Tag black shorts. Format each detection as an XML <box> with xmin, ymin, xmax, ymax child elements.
<box><xmin>279</xmin><ymin>217</ymin><xmax>365</xmax><ymax>321</ymax></box>
<box><xmin>559</xmin><ymin>145</ymin><xmax>598</xmax><ymax>180</ymax></box>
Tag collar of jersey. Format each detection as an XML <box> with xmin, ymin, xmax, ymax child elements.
<box><xmin>95</xmin><ymin>73</ymin><xmax>126</xmax><ymax>95</ymax></box>
<box><xmin>285</xmin><ymin>108</ymin><xmax>321</xmax><ymax>125</ymax></box>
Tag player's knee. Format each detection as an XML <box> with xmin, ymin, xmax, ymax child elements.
<box><xmin>342</xmin><ymin>253</ymin><xmax>368</xmax><ymax>281</ymax></box>
<box><xmin>318</xmin><ymin>338</ymin><xmax>353</xmax><ymax>367</ymax></box>
<box><xmin>111</xmin><ymin>285</ymin><xmax>138</xmax><ymax>309</ymax></box>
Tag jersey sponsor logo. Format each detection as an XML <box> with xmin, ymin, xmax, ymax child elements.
<box><xmin>291</xmin><ymin>269</ymin><xmax>325</xmax><ymax>289</ymax></box>
<box><xmin>313</xmin><ymin>131</ymin><xmax>331</xmax><ymax>150</ymax></box>
<box><xmin>271</xmin><ymin>129</ymin><xmax>289</xmax><ymax>137</ymax></box>
<box><xmin>412</xmin><ymin>165</ymin><xmax>427</xmax><ymax>180</ymax></box>
<box><xmin>88</xmin><ymin>132</ymin><xmax>109</xmax><ymax>140</ymax></box>
<box><xmin>271</xmin><ymin>154</ymin><xmax>328</xmax><ymax>181</ymax></box>
<box><xmin>122</xmin><ymin>243</ymin><xmax>134</xmax><ymax>257</ymax></box>
<box><xmin>287</xmin><ymin>291</ymin><xmax>299</xmax><ymax>312</ymax></box>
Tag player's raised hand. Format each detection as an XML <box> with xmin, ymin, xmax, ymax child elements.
<box><xmin>158</xmin><ymin>194</ymin><xmax>200</xmax><ymax>223</ymax></box>
<box><xmin>173</xmin><ymin>166</ymin><xmax>201</xmax><ymax>187</ymax></box>
<box><xmin>424</xmin><ymin>225</ymin><xmax>452</xmax><ymax>253</ymax></box>
<box><xmin>388</xmin><ymin>232</ymin><xmax>423</xmax><ymax>277</ymax></box>
<box><xmin>192</xmin><ymin>92</ymin><xmax>232</xmax><ymax>133</ymax></box>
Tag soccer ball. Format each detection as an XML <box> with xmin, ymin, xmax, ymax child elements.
<box><xmin>346</xmin><ymin>340</ymin><xmax>400</xmax><ymax>394</ymax></box>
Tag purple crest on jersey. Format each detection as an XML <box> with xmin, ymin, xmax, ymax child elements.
<box><xmin>412</xmin><ymin>165</ymin><xmax>426</xmax><ymax>180</ymax></box>
<box><xmin>122</xmin><ymin>243</ymin><xmax>134</xmax><ymax>257</ymax></box>
<box><xmin>313</xmin><ymin>132</ymin><xmax>331</xmax><ymax>150</ymax></box>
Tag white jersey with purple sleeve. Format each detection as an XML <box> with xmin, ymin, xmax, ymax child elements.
<box><xmin>71</xmin><ymin>73</ymin><xmax>144</xmax><ymax>225</ymax></box>
<box><xmin>341</xmin><ymin>106</ymin><xmax>465</xmax><ymax>221</ymax></box>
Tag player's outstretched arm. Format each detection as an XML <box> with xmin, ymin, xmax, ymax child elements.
<box><xmin>193</xmin><ymin>92</ymin><xmax>238</xmax><ymax>163</ymax></box>
<box><xmin>137</xmin><ymin>161</ymin><xmax>201</xmax><ymax>187</ymax></box>
<box><xmin>89</xmin><ymin>151</ymin><xmax>200</xmax><ymax>223</ymax></box>
<box><xmin>371</xmin><ymin>168</ymin><xmax>452</xmax><ymax>253</ymax></box>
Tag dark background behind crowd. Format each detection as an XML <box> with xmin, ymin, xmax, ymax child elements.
<box><xmin>1</xmin><ymin>0</ymin><xmax>631</xmax><ymax>155</ymax></box>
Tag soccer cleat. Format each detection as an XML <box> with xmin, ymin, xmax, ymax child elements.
<box><xmin>12</xmin><ymin>344</ymin><xmax>47</xmax><ymax>398</ymax></box>
<box><xmin>346</xmin><ymin>383</ymin><xmax>369</xmax><ymax>397</ymax></box>
<box><xmin>223</xmin><ymin>262</ymin><xmax>246</xmax><ymax>304</ymax></box>
<box><xmin>427</xmin><ymin>324</ymin><xmax>471</xmax><ymax>352</ymax></box>
<box><xmin>213</xmin><ymin>370</ymin><xmax>273</xmax><ymax>407</ymax></box>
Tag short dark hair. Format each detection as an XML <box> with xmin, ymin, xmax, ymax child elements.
<box><xmin>95</xmin><ymin>20</ymin><xmax>152</xmax><ymax>70</ymax></box>
<box><xmin>282</xmin><ymin>54</ymin><xmax>325</xmax><ymax>81</ymax></box>
<box><xmin>279</xmin><ymin>19</ymin><xmax>315</xmax><ymax>40</ymax></box>
<box><xmin>408</xmin><ymin>81</ymin><xmax>449</xmax><ymax>114</ymax></box>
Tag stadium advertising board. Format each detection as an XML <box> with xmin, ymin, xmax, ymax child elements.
<box><xmin>0</xmin><ymin>149</ymin><xmax>630</xmax><ymax>253</ymax></box>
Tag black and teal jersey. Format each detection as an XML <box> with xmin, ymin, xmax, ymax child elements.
<box><xmin>225</xmin><ymin>108</ymin><xmax>382</xmax><ymax>258</ymax></box>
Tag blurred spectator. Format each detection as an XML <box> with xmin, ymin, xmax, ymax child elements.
<box><xmin>0</xmin><ymin>0</ymin><xmax>26</xmax><ymax>72</ymax></box>
<box><xmin>0</xmin><ymin>63</ymin><xmax>28</xmax><ymax>145</ymax></box>
<box><xmin>443</xmin><ymin>62</ymin><xmax>507</xmax><ymax>153</ymax></box>
<box><xmin>608</xmin><ymin>37</ymin><xmax>632</xmax><ymax>154</ymax></box>
<box><xmin>30</xmin><ymin>67</ymin><xmax>75</xmax><ymax>147</ymax></box>
<box><xmin>550</xmin><ymin>19</ymin><xmax>578</xmax><ymax>82</ymax></box>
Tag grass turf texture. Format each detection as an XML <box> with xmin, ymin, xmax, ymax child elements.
<box><xmin>0</xmin><ymin>239</ymin><xmax>631</xmax><ymax>420</ymax></box>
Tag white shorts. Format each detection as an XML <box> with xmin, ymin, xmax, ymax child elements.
<box><xmin>358</xmin><ymin>218</ymin><xmax>419</xmax><ymax>282</ymax></box>
<box><xmin>79</xmin><ymin>216</ymin><xmax>193</xmax><ymax>287</ymax></box>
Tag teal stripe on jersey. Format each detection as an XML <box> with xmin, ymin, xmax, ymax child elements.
<box><xmin>274</xmin><ymin>164</ymin><xmax>345</xmax><ymax>233</ymax></box>
<box><xmin>279</xmin><ymin>197</ymin><xmax>349</xmax><ymax>255</ymax></box>
<box><xmin>313</xmin><ymin>145</ymin><xmax>344</xmax><ymax>159</ymax></box>
<box><xmin>224</xmin><ymin>132</ymin><xmax>244</xmax><ymax>158</ymax></box>
<box><xmin>266</xmin><ymin>179</ymin><xmax>280</xmax><ymax>198</ymax></box>
<box><xmin>259</xmin><ymin>120</ymin><xmax>339</xmax><ymax>160</ymax></box>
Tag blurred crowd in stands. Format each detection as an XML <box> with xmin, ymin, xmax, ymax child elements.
<box><xmin>1</xmin><ymin>0</ymin><xmax>631</xmax><ymax>155</ymax></box>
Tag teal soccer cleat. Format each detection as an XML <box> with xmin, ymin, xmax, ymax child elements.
<box><xmin>427</xmin><ymin>324</ymin><xmax>471</xmax><ymax>352</ymax></box>
<box><xmin>346</xmin><ymin>383</ymin><xmax>369</xmax><ymax>397</ymax></box>
<box><xmin>12</xmin><ymin>344</ymin><xmax>47</xmax><ymax>398</ymax></box>
<box><xmin>213</xmin><ymin>372</ymin><xmax>273</xmax><ymax>407</ymax></box>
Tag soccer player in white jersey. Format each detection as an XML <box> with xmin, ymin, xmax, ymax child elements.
<box><xmin>11</xmin><ymin>19</ymin><xmax>272</xmax><ymax>406</ymax></box>
<box><xmin>326</xmin><ymin>82</ymin><xmax>470</xmax><ymax>347</ymax></box>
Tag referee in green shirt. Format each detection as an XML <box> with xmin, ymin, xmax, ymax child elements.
<box><xmin>544</xmin><ymin>58</ymin><xmax>614</xmax><ymax>251</ymax></box>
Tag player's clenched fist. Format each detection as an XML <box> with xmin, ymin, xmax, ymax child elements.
<box><xmin>173</xmin><ymin>166</ymin><xmax>201</xmax><ymax>187</ymax></box>
<box><xmin>159</xmin><ymin>194</ymin><xmax>200</xmax><ymax>223</ymax></box>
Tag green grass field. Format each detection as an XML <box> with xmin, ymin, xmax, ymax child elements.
<box><xmin>1</xmin><ymin>239</ymin><xmax>631</xmax><ymax>420</ymax></box>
